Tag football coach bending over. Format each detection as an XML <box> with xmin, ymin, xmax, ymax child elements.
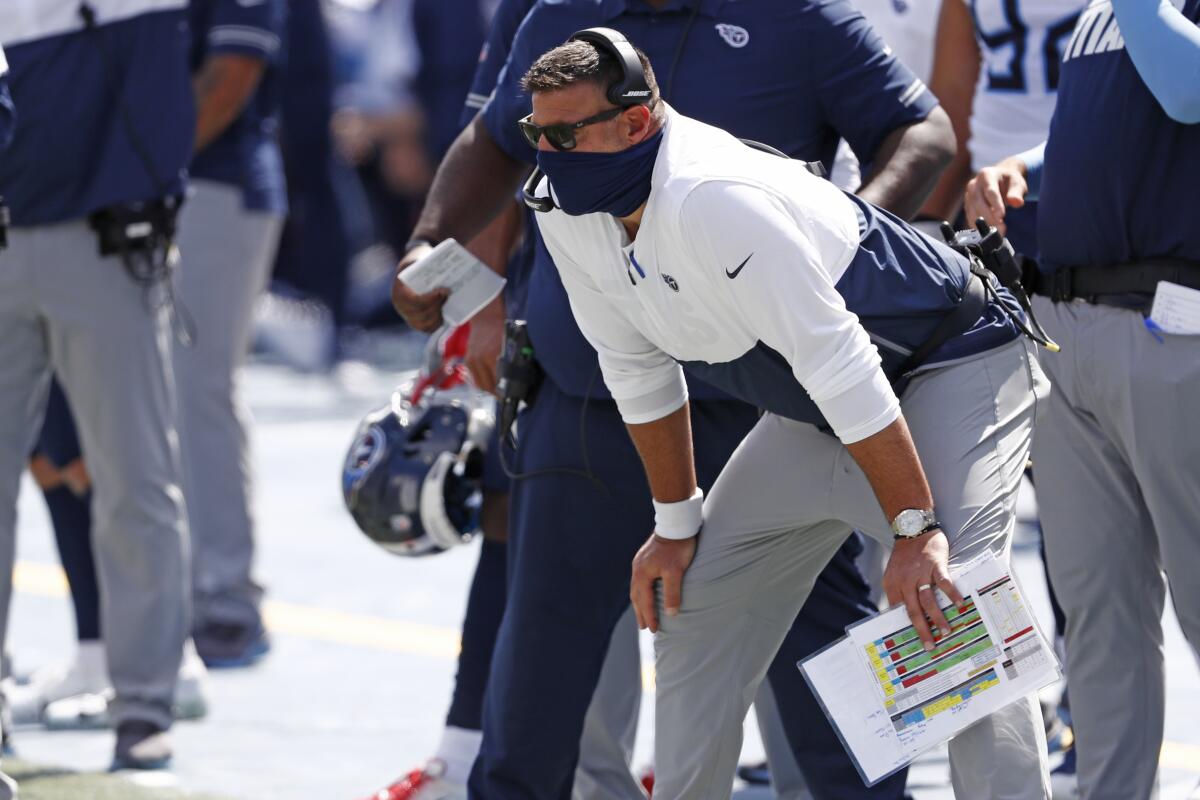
<box><xmin>522</xmin><ymin>35</ymin><xmax>1053</xmax><ymax>799</ymax></box>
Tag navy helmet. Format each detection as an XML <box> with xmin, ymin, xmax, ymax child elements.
<box><xmin>342</xmin><ymin>324</ymin><xmax>495</xmax><ymax>556</ymax></box>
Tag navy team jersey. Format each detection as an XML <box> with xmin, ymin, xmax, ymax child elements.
<box><xmin>482</xmin><ymin>0</ymin><xmax>939</xmax><ymax>398</ymax></box>
<box><xmin>0</xmin><ymin>2</ymin><xmax>194</xmax><ymax>226</ymax></box>
<box><xmin>190</xmin><ymin>0</ymin><xmax>287</xmax><ymax>213</ymax></box>
<box><xmin>461</xmin><ymin>0</ymin><xmax>537</xmax><ymax>129</ymax></box>
<box><xmin>1038</xmin><ymin>0</ymin><xmax>1200</xmax><ymax>272</ymax></box>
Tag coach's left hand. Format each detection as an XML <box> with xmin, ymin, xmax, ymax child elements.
<box><xmin>631</xmin><ymin>532</ymin><xmax>697</xmax><ymax>633</ymax></box>
<box><xmin>883</xmin><ymin>530</ymin><xmax>965</xmax><ymax>652</ymax></box>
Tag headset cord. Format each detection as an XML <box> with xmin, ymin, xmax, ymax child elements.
<box><xmin>497</xmin><ymin>365</ymin><xmax>609</xmax><ymax>496</ymax></box>
<box><xmin>78</xmin><ymin>2</ymin><xmax>196</xmax><ymax>346</ymax></box>
<box><xmin>970</xmin><ymin>260</ymin><xmax>1059</xmax><ymax>352</ymax></box>
<box><xmin>663</xmin><ymin>3</ymin><xmax>701</xmax><ymax>103</ymax></box>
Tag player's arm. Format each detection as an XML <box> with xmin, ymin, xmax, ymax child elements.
<box><xmin>1111</xmin><ymin>0</ymin><xmax>1200</xmax><ymax>123</ymax></box>
<box><xmin>463</xmin><ymin>200</ymin><xmax>524</xmax><ymax>393</ymax></box>
<box><xmin>194</xmin><ymin>55</ymin><xmax>266</xmax><ymax>151</ymax></box>
<box><xmin>541</xmin><ymin>221</ymin><xmax>696</xmax><ymax>632</ymax></box>
<box><xmin>681</xmin><ymin>182</ymin><xmax>963</xmax><ymax>647</ymax></box>
<box><xmin>391</xmin><ymin>4</ymin><xmax>546</xmax><ymax>331</ymax></box>
<box><xmin>919</xmin><ymin>0</ymin><xmax>983</xmax><ymax>221</ymax></box>
<box><xmin>194</xmin><ymin>0</ymin><xmax>283</xmax><ymax>152</ymax></box>
<box><xmin>812</xmin><ymin>0</ymin><xmax>955</xmax><ymax>219</ymax></box>
<box><xmin>857</xmin><ymin>107</ymin><xmax>955</xmax><ymax>220</ymax></box>
<box><xmin>457</xmin><ymin>0</ymin><xmax>539</xmax><ymax>389</ymax></box>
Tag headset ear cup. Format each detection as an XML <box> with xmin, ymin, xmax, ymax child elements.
<box><xmin>569</xmin><ymin>27</ymin><xmax>650</xmax><ymax>107</ymax></box>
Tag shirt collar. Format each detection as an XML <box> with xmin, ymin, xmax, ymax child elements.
<box><xmin>601</xmin><ymin>0</ymin><xmax>724</xmax><ymax>21</ymax></box>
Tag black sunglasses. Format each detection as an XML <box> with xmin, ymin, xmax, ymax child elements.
<box><xmin>518</xmin><ymin>106</ymin><xmax>624</xmax><ymax>151</ymax></box>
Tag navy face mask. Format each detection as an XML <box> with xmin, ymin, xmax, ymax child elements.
<box><xmin>535</xmin><ymin>130</ymin><xmax>664</xmax><ymax>217</ymax></box>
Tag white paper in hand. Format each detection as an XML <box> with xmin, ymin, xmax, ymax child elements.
<box><xmin>799</xmin><ymin>551</ymin><xmax>1060</xmax><ymax>786</ymax></box>
<box><xmin>398</xmin><ymin>239</ymin><xmax>507</xmax><ymax>327</ymax></box>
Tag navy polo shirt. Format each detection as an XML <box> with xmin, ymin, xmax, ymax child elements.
<box><xmin>482</xmin><ymin>0</ymin><xmax>939</xmax><ymax>398</ymax></box>
<box><xmin>190</xmin><ymin>0</ymin><xmax>287</xmax><ymax>214</ymax></box>
<box><xmin>0</xmin><ymin>2</ymin><xmax>194</xmax><ymax>227</ymax></box>
<box><xmin>1038</xmin><ymin>0</ymin><xmax>1200</xmax><ymax>272</ymax></box>
<box><xmin>460</xmin><ymin>0</ymin><xmax>538</xmax><ymax>129</ymax></box>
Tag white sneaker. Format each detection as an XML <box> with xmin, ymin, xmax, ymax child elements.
<box><xmin>7</xmin><ymin>641</ymin><xmax>107</xmax><ymax>724</ymax></box>
<box><xmin>43</xmin><ymin>640</ymin><xmax>208</xmax><ymax>729</ymax></box>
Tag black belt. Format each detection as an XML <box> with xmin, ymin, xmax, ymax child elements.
<box><xmin>1031</xmin><ymin>259</ymin><xmax>1200</xmax><ymax>305</ymax></box>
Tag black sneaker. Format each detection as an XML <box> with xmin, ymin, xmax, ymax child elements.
<box><xmin>193</xmin><ymin>618</ymin><xmax>271</xmax><ymax>669</ymax></box>
<box><xmin>112</xmin><ymin>720</ymin><xmax>173</xmax><ymax>771</ymax></box>
<box><xmin>736</xmin><ymin>760</ymin><xmax>770</xmax><ymax>786</ymax></box>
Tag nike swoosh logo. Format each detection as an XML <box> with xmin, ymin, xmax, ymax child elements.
<box><xmin>726</xmin><ymin>253</ymin><xmax>753</xmax><ymax>279</ymax></box>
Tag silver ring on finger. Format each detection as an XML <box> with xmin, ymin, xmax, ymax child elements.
<box><xmin>917</xmin><ymin>583</ymin><xmax>933</xmax><ymax>591</ymax></box>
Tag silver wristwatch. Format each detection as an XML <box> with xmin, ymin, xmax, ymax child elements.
<box><xmin>890</xmin><ymin>508</ymin><xmax>940</xmax><ymax>539</ymax></box>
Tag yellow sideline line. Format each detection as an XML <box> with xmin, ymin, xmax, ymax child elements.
<box><xmin>13</xmin><ymin>559</ymin><xmax>1200</xmax><ymax>773</ymax></box>
<box><xmin>15</xmin><ymin>559</ymin><xmax>663</xmax><ymax>690</ymax></box>
<box><xmin>13</xmin><ymin>560</ymin><xmax>459</xmax><ymax>659</ymax></box>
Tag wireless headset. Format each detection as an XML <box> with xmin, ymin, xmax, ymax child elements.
<box><xmin>568</xmin><ymin>27</ymin><xmax>653</xmax><ymax>107</ymax></box>
<box><xmin>522</xmin><ymin>29</ymin><xmax>824</xmax><ymax>212</ymax></box>
<box><xmin>523</xmin><ymin>28</ymin><xmax>653</xmax><ymax>213</ymax></box>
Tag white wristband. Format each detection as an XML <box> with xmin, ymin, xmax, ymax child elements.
<box><xmin>653</xmin><ymin>487</ymin><xmax>705</xmax><ymax>540</ymax></box>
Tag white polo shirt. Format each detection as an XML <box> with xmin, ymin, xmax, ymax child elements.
<box><xmin>535</xmin><ymin>109</ymin><xmax>902</xmax><ymax>445</ymax></box>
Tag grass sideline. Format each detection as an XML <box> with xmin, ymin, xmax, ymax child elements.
<box><xmin>3</xmin><ymin>760</ymin><xmax>231</xmax><ymax>800</ymax></box>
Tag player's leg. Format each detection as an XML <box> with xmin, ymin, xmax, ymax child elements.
<box><xmin>9</xmin><ymin>379</ymin><xmax>106</xmax><ymax>724</ymax></box>
<box><xmin>1036</xmin><ymin>298</ymin><xmax>1197</xmax><ymax>799</ymax></box>
<box><xmin>752</xmin><ymin>680</ymin><xmax>811</xmax><ymax>800</ymax></box>
<box><xmin>765</xmin><ymin>533</ymin><xmax>910</xmax><ymax>800</ymax></box>
<box><xmin>1121</xmin><ymin>301</ymin><xmax>1200</xmax><ymax>661</ymax></box>
<box><xmin>838</xmin><ymin>337</ymin><xmax>1051</xmax><ymax>799</ymax></box>
<box><xmin>469</xmin><ymin>382</ymin><xmax>657</xmax><ymax>800</ymax></box>
<box><xmin>0</xmin><ymin>226</ymin><xmax>54</xmax><ymax>697</ymax></box>
<box><xmin>574</xmin><ymin>606</ymin><xmax>643</xmax><ymax>800</ymax></box>
<box><xmin>43</xmin><ymin>222</ymin><xmax>188</xmax><ymax>768</ymax></box>
<box><xmin>651</xmin><ymin>411</ymin><xmax>856</xmax><ymax>800</ymax></box>
<box><xmin>173</xmin><ymin>180</ymin><xmax>282</xmax><ymax>666</ymax></box>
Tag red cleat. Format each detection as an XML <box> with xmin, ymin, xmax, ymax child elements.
<box><xmin>360</xmin><ymin>761</ymin><xmax>465</xmax><ymax>800</ymax></box>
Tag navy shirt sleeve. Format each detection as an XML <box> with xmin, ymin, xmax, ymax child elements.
<box><xmin>459</xmin><ymin>0</ymin><xmax>538</xmax><ymax>130</ymax></box>
<box><xmin>805</xmin><ymin>0</ymin><xmax>937</xmax><ymax>164</ymax></box>
<box><xmin>206</xmin><ymin>0</ymin><xmax>285</xmax><ymax>62</ymax></box>
<box><xmin>481</xmin><ymin>5</ymin><xmax>577</xmax><ymax>165</ymax></box>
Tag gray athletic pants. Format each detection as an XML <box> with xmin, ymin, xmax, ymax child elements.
<box><xmin>0</xmin><ymin>220</ymin><xmax>188</xmax><ymax>730</ymax></box>
<box><xmin>652</xmin><ymin>338</ymin><xmax>1052</xmax><ymax>800</ymax></box>
<box><xmin>575</xmin><ymin>606</ymin><xmax>645</xmax><ymax>800</ymax></box>
<box><xmin>174</xmin><ymin>180</ymin><xmax>282</xmax><ymax>626</ymax></box>
<box><xmin>1030</xmin><ymin>296</ymin><xmax>1200</xmax><ymax>800</ymax></box>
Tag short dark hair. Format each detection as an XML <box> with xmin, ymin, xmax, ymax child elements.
<box><xmin>521</xmin><ymin>39</ymin><xmax>661</xmax><ymax>108</ymax></box>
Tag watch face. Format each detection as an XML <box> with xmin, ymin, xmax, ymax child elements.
<box><xmin>893</xmin><ymin>509</ymin><xmax>931</xmax><ymax>537</ymax></box>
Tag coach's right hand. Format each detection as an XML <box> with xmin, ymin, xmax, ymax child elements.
<box><xmin>391</xmin><ymin>242</ymin><xmax>448</xmax><ymax>332</ymax></box>
<box><xmin>963</xmin><ymin>156</ymin><xmax>1029</xmax><ymax>236</ymax></box>
<box><xmin>631</xmin><ymin>532</ymin><xmax>696</xmax><ymax>634</ymax></box>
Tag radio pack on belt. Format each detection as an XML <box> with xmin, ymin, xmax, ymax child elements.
<box><xmin>940</xmin><ymin>218</ymin><xmax>1060</xmax><ymax>353</ymax></box>
<box><xmin>88</xmin><ymin>196</ymin><xmax>181</xmax><ymax>259</ymax></box>
<box><xmin>496</xmin><ymin>320</ymin><xmax>543</xmax><ymax>447</ymax></box>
